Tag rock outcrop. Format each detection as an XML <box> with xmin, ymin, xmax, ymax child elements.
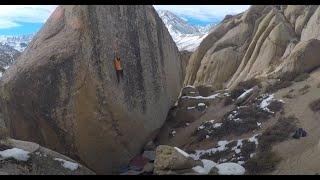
<box><xmin>184</xmin><ymin>5</ymin><xmax>320</xmax><ymax>90</ymax></box>
<box><xmin>179</xmin><ymin>50</ymin><xmax>192</xmax><ymax>78</ymax></box>
<box><xmin>153</xmin><ymin>145</ymin><xmax>201</xmax><ymax>174</ymax></box>
<box><xmin>0</xmin><ymin>5</ymin><xmax>183</xmax><ymax>174</ymax></box>
<box><xmin>0</xmin><ymin>138</ymin><xmax>94</xmax><ymax>175</ymax></box>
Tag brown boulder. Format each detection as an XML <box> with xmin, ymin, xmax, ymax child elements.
<box><xmin>154</xmin><ymin>145</ymin><xmax>200</xmax><ymax>173</ymax></box>
<box><xmin>0</xmin><ymin>5</ymin><xmax>183</xmax><ymax>174</ymax></box>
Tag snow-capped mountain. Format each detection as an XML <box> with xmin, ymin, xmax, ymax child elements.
<box><xmin>157</xmin><ymin>10</ymin><xmax>215</xmax><ymax>52</ymax></box>
<box><xmin>0</xmin><ymin>34</ymin><xmax>34</xmax><ymax>52</ymax></box>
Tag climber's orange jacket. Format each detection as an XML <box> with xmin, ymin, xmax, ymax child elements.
<box><xmin>114</xmin><ymin>57</ymin><xmax>123</xmax><ymax>71</ymax></box>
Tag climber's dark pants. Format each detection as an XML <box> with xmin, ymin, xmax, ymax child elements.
<box><xmin>116</xmin><ymin>69</ymin><xmax>124</xmax><ymax>83</ymax></box>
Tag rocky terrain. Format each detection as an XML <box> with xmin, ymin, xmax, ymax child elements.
<box><xmin>0</xmin><ymin>5</ymin><xmax>320</xmax><ymax>175</ymax></box>
<box><xmin>184</xmin><ymin>5</ymin><xmax>320</xmax><ymax>91</ymax></box>
<box><xmin>0</xmin><ymin>44</ymin><xmax>21</xmax><ymax>74</ymax></box>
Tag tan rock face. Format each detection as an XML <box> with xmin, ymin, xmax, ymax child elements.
<box><xmin>0</xmin><ymin>5</ymin><xmax>183</xmax><ymax>174</ymax></box>
<box><xmin>180</xmin><ymin>50</ymin><xmax>192</xmax><ymax>78</ymax></box>
<box><xmin>184</xmin><ymin>5</ymin><xmax>320</xmax><ymax>90</ymax></box>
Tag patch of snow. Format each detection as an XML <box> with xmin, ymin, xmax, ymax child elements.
<box><xmin>206</xmin><ymin>135</ymin><xmax>210</xmax><ymax>139</ymax></box>
<box><xmin>0</xmin><ymin>148</ymin><xmax>30</xmax><ymax>161</ymax></box>
<box><xmin>54</xmin><ymin>158</ymin><xmax>79</xmax><ymax>171</ymax></box>
<box><xmin>233</xmin><ymin>118</ymin><xmax>242</xmax><ymax>122</ymax></box>
<box><xmin>223</xmin><ymin>92</ymin><xmax>230</xmax><ymax>97</ymax></box>
<box><xmin>237</xmin><ymin>88</ymin><xmax>253</xmax><ymax>100</ymax></box>
<box><xmin>198</xmin><ymin>103</ymin><xmax>206</xmax><ymax>107</ymax></box>
<box><xmin>216</xmin><ymin>162</ymin><xmax>245</xmax><ymax>175</ymax></box>
<box><xmin>232</xmin><ymin>139</ymin><xmax>243</xmax><ymax>154</ymax></box>
<box><xmin>181</xmin><ymin>93</ymin><xmax>220</xmax><ymax>100</ymax></box>
<box><xmin>171</xmin><ymin>130</ymin><xmax>176</xmax><ymax>137</ymax></box>
<box><xmin>235</xmin><ymin>149</ymin><xmax>241</xmax><ymax>154</ymax></box>
<box><xmin>174</xmin><ymin>147</ymin><xmax>190</xmax><ymax>158</ymax></box>
<box><xmin>198</xmin><ymin>125</ymin><xmax>205</xmax><ymax>130</ymax></box>
<box><xmin>185</xmin><ymin>85</ymin><xmax>195</xmax><ymax>88</ymax></box>
<box><xmin>189</xmin><ymin>91</ymin><xmax>196</xmax><ymax>94</ymax></box>
<box><xmin>192</xmin><ymin>165</ymin><xmax>207</xmax><ymax>174</ymax></box>
<box><xmin>190</xmin><ymin>140</ymin><xmax>229</xmax><ymax>160</ymax></box>
<box><xmin>186</xmin><ymin>123</ymin><xmax>190</xmax><ymax>126</ymax></box>
<box><xmin>0</xmin><ymin>72</ymin><xmax>2</xmax><ymax>78</ymax></box>
<box><xmin>257</xmin><ymin>122</ymin><xmax>262</xmax><ymax>128</ymax></box>
<box><xmin>214</xmin><ymin>123</ymin><xmax>222</xmax><ymax>128</ymax></box>
<box><xmin>250</xmin><ymin>153</ymin><xmax>256</xmax><ymax>158</ymax></box>
<box><xmin>237</xmin><ymin>161</ymin><xmax>245</xmax><ymax>165</ymax></box>
<box><xmin>249</xmin><ymin>134</ymin><xmax>260</xmax><ymax>145</ymax></box>
<box><xmin>259</xmin><ymin>94</ymin><xmax>275</xmax><ymax>113</ymax></box>
<box><xmin>187</xmin><ymin>106</ymin><xmax>196</xmax><ymax>110</ymax></box>
<box><xmin>193</xmin><ymin>159</ymin><xmax>217</xmax><ymax>174</ymax></box>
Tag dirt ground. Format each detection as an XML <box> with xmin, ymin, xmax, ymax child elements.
<box><xmin>271</xmin><ymin>68</ymin><xmax>320</xmax><ymax>175</ymax></box>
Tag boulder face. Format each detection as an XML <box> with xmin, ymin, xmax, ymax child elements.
<box><xmin>184</xmin><ymin>5</ymin><xmax>320</xmax><ymax>90</ymax></box>
<box><xmin>0</xmin><ymin>5</ymin><xmax>183</xmax><ymax>174</ymax></box>
<box><xmin>0</xmin><ymin>138</ymin><xmax>95</xmax><ymax>175</ymax></box>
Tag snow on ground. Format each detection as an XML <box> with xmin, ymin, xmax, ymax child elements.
<box><xmin>174</xmin><ymin>147</ymin><xmax>190</xmax><ymax>158</ymax></box>
<box><xmin>237</xmin><ymin>88</ymin><xmax>254</xmax><ymax>100</ymax></box>
<box><xmin>259</xmin><ymin>94</ymin><xmax>275</xmax><ymax>113</ymax></box>
<box><xmin>248</xmin><ymin>134</ymin><xmax>260</xmax><ymax>145</ymax></box>
<box><xmin>171</xmin><ymin>130</ymin><xmax>176</xmax><ymax>137</ymax></box>
<box><xmin>257</xmin><ymin>122</ymin><xmax>262</xmax><ymax>128</ymax></box>
<box><xmin>215</xmin><ymin>162</ymin><xmax>245</xmax><ymax>175</ymax></box>
<box><xmin>190</xmin><ymin>140</ymin><xmax>230</xmax><ymax>160</ymax></box>
<box><xmin>187</xmin><ymin>106</ymin><xmax>196</xmax><ymax>110</ymax></box>
<box><xmin>228</xmin><ymin>110</ymin><xmax>242</xmax><ymax>122</ymax></box>
<box><xmin>0</xmin><ymin>148</ymin><xmax>30</xmax><ymax>161</ymax></box>
<box><xmin>192</xmin><ymin>159</ymin><xmax>217</xmax><ymax>174</ymax></box>
<box><xmin>181</xmin><ymin>93</ymin><xmax>221</xmax><ymax>100</ymax></box>
<box><xmin>214</xmin><ymin>123</ymin><xmax>222</xmax><ymax>128</ymax></box>
<box><xmin>232</xmin><ymin>139</ymin><xmax>243</xmax><ymax>154</ymax></box>
<box><xmin>185</xmin><ymin>85</ymin><xmax>195</xmax><ymax>88</ymax></box>
<box><xmin>198</xmin><ymin>103</ymin><xmax>206</xmax><ymax>107</ymax></box>
<box><xmin>54</xmin><ymin>158</ymin><xmax>79</xmax><ymax>171</ymax></box>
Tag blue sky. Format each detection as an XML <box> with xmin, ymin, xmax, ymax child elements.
<box><xmin>0</xmin><ymin>5</ymin><xmax>250</xmax><ymax>36</ymax></box>
<box><xmin>0</xmin><ymin>5</ymin><xmax>57</xmax><ymax>36</ymax></box>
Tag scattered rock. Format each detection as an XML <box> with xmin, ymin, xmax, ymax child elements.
<box><xmin>235</xmin><ymin>86</ymin><xmax>259</xmax><ymax>106</ymax></box>
<box><xmin>0</xmin><ymin>138</ymin><xmax>94</xmax><ymax>175</ymax></box>
<box><xmin>215</xmin><ymin>162</ymin><xmax>245</xmax><ymax>175</ymax></box>
<box><xmin>292</xmin><ymin>128</ymin><xmax>307</xmax><ymax>139</ymax></box>
<box><xmin>154</xmin><ymin>145</ymin><xmax>201</xmax><ymax>173</ymax></box>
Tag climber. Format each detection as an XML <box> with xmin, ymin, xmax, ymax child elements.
<box><xmin>114</xmin><ymin>51</ymin><xmax>124</xmax><ymax>83</ymax></box>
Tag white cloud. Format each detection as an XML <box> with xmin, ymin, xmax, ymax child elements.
<box><xmin>153</xmin><ymin>5</ymin><xmax>250</xmax><ymax>22</ymax></box>
<box><xmin>0</xmin><ymin>5</ymin><xmax>58</xmax><ymax>29</ymax></box>
<box><xmin>0</xmin><ymin>19</ymin><xmax>21</xmax><ymax>29</ymax></box>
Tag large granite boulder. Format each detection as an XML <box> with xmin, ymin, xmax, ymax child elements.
<box><xmin>0</xmin><ymin>5</ymin><xmax>183</xmax><ymax>174</ymax></box>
